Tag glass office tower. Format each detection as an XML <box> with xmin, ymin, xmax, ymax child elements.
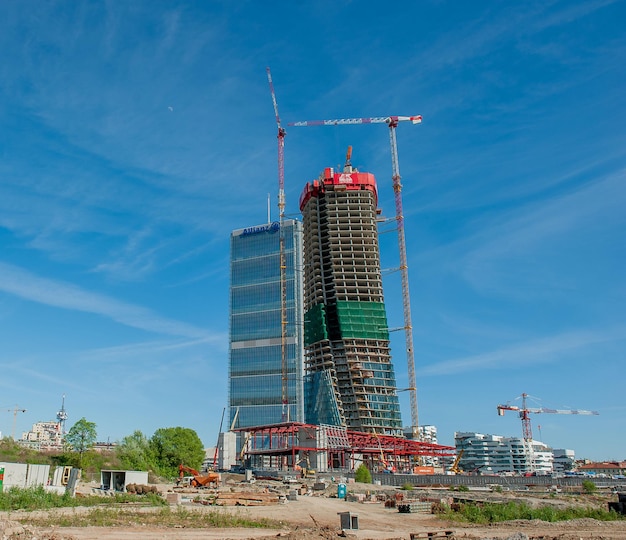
<box><xmin>229</xmin><ymin>219</ymin><xmax>304</xmax><ymax>429</ymax></box>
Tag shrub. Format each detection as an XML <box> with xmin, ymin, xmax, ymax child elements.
<box><xmin>439</xmin><ymin>500</ymin><xmax>624</xmax><ymax>523</ymax></box>
<box><xmin>582</xmin><ymin>479</ymin><xmax>597</xmax><ymax>494</ymax></box>
<box><xmin>354</xmin><ymin>464</ymin><xmax>372</xmax><ymax>483</ymax></box>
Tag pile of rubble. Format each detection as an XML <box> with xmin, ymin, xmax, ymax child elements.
<box><xmin>0</xmin><ymin>518</ymin><xmax>76</xmax><ymax>540</ymax></box>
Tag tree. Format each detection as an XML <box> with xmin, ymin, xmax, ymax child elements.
<box><xmin>65</xmin><ymin>417</ymin><xmax>97</xmax><ymax>467</ymax></box>
<box><xmin>354</xmin><ymin>463</ymin><xmax>372</xmax><ymax>483</ymax></box>
<box><xmin>117</xmin><ymin>430</ymin><xmax>153</xmax><ymax>471</ymax></box>
<box><xmin>149</xmin><ymin>427</ymin><xmax>204</xmax><ymax>479</ymax></box>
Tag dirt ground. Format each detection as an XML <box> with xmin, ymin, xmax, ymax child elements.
<box><xmin>1</xmin><ymin>478</ymin><xmax>626</xmax><ymax>540</ymax></box>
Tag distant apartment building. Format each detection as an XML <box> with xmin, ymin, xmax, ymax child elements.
<box><xmin>299</xmin><ymin>163</ymin><xmax>402</xmax><ymax>436</ymax></box>
<box><xmin>417</xmin><ymin>425</ymin><xmax>438</xmax><ymax>444</ymax></box>
<box><xmin>20</xmin><ymin>421</ymin><xmax>63</xmax><ymax>450</ymax></box>
<box><xmin>414</xmin><ymin>425</ymin><xmax>439</xmax><ymax>467</ymax></box>
<box><xmin>228</xmin><ymin>219</ymin><xmax>305</xmax><ymax>429</ymax></box>
<box><xmin>455</xmin><ymin>431</ymin><xmax>554</xmax><ymax>475</ymax></box>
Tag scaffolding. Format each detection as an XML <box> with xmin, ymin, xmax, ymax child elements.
<box><xmin>300</xmin><ymin>166</ymin><xmax>403</xmax><ymax>436</ymax></box>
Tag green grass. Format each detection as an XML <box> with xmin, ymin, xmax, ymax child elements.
<box><xmin>0</xmin><ymin>485</ymin><xmax>166</xmax><ymax>511</ymax></box>
<box><xmin>438</xmin><ymin>500</ymin><xmax>625</xmax><ymax>524</ymax></box>
<box><xmin>17</xmin><ymin>506</ymin><xmax>283</xmax><ymax>529</ymax></box>
<box><xmin>2</xmin><ymin>486</ymin><xmax>281</xmax><ymax>530</ymax></box>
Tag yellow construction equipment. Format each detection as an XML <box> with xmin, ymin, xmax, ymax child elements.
<box><xmin>448</xmin><ymin>450</ymin><xmax>464</xmax><ymax>475</ymax></box>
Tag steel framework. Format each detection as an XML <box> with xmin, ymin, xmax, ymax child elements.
<box><xmin>234</xmin><ymin>421</ymin><xmax>454</xmax><ymax>473</ymax></box>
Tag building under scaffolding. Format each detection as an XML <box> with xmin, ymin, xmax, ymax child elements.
<box><xmin>234</xmin><ymin>422</ymin><xmax>455</xmax><ymax>474</ymax></box>
<box><xmin>300</xmin><ymin>163</ymin><xmax>403</xmax><ymax>436</ymax></box>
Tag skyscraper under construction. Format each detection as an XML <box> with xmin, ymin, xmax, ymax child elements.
<box><xmin>300</xmin><ymin>154</ymin><xmax>403</xmax><ymax>436</ymax></box>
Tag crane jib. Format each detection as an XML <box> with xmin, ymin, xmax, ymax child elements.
<box><xmin>288</xmin><ymin>115</ymin><xmax>422</xmax><ymax>127</ymax></box>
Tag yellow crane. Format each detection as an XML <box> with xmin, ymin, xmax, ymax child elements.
<box><xmin>448</xmin><ymin>449</ymin><xmax>464</xmax><ymax>475</ymax></box>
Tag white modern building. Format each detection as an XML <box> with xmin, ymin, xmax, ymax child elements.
<box><xmin>553</xmin><ymin>448</ymin><xmax>576</xmax><ymax>473</ymax></box>
<box><xmin>408</xmin><ymin>425</ymin><xmax>439</xmax><ymax>467</ymax></box>
<box><xmin>418</xmin><ymin>425</ymin><xmax>438</xmax><ymax>444</ymax></box>
<box><xmin>455</xmin><ymin>431</ymin><xmax>554</xmax><ymax>475</ymax></box>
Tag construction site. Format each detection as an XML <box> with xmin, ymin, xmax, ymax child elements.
<box><xmin>224</xmin><ymin>70</ymin><xmax>455</xmax><ymax>477</ymax></box>
<box><xmin>224</xmin><ymin>69</ymin><xmax>608</xmax><ymax>479</ymax></box>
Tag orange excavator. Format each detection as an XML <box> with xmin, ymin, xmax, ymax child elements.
<box><xmin>177</xmin><ymin>464</ymin><xmax>221</xmax><ymax>488</ymax></box>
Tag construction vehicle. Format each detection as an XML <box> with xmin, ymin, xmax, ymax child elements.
<box><xmin>295</xmin><ymin>453</ymin><xmax>316</xmax><ymax>478</ymax></box>
<box><xmin>373</xmin><ymin>431</ymin><xmax>395</xmax><ymax>473</ymax></box>
<box><xmin>177</xmin><ymin>464</ymin><xmax>220</xmax><ymax>488</ymax></box>
<box><xmin>448</xmin><ymin>450</ymin><xmax>464</xmax><ymax>475</ymax></box>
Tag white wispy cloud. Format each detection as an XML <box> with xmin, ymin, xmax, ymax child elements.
<box><xmin>418</xmin><ymin>325</ymin><xmax>625</xmax><ymax>377</ymax></box>
<box><xmin>533</xmin><ymin>0</ymin><xmax>618</xmax><ymax>32</ymax></box>
<box><xmin>0</xmin><ymin>362</ymin><xmax>84</xmax><ymax>392</ymax></box>
<box><xmin>0</xmin><ymin>262</ymin><xmax>214</xmax><ymax>338</ymax></box>
<box><xmin>409</xmin><ymin>167</ymin><xmax>625</xmax><ymax>297</ymax></box>
<box><xmin>79</xmin><ymin>336</ymin><xmax>222</xmax><ymax>362</ymax></box>
<box><xmin>460</xmin><ymin>169</ymin><xmax>626</xmax><ymax>293</ymax></box>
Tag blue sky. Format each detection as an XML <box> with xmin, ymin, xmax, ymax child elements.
<box><xmin>0</xmin><ymin>1</ymin><xmax>624</xmax><ymax>460</ymax></box>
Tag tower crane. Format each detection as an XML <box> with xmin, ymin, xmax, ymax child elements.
<box><xmin>288</xmin><ymin>114</ymin><xmax>422</xmax><ymax>439</ymax></box>
<box><xmin>266</xmin><ymin>67</ymin><xmax>289</xmax><ymax>421</ymax></box>
<box><xmin>497</xmin><ymin>393</ymin><xmax>599</xmax><ymax>472</ymax></box>
<box><xmin>7</xmin><ymin>405</ymin><xmax>26</xmax><ymax>440</ymax></box>
<box><xmin>497</xmin><ymin>392</ymin><xmax>599</xmax><ymax>442</ymax></box>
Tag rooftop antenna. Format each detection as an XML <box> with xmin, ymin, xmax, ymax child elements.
<box><xmin>56</xmin><ymin>394</ymin><xmax>68</xmax><ymax>435</ymax></box>
<box><xmin>344</xmin><ymin>145</ymin><xmax>353</xmax><ymax>172</ymax></box>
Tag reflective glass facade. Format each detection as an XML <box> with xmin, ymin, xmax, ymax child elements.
<box><xmin>229</xmin><ymin>220</ymin><xmax>304</xmax><ymax>429</ymax></box>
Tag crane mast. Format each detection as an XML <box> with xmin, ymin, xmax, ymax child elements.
<box><xmin>266</xmin><ymin>67</ymin><xmax>289</xmax><ymax>421</ymax></box>
<box><xmin>387</xmin><ymin>119</ymin><xmax>418</xmax><ymax>440</ymax></box>
<box><xmin>288</xmin><ymin>114</ymin><xmax>422</xmax><ymax>439</ymax></box>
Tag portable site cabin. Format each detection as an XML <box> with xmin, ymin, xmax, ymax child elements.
<box><xmin>100</xmin><ymin>470</ymin><xmax>149</xmax><ymax>491</ymax></box>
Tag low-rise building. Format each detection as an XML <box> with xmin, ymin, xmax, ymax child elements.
<box><xmin>577</xmin><ymin>461</ymin><xmax>626</xmax><ymax>477</ymax></box>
